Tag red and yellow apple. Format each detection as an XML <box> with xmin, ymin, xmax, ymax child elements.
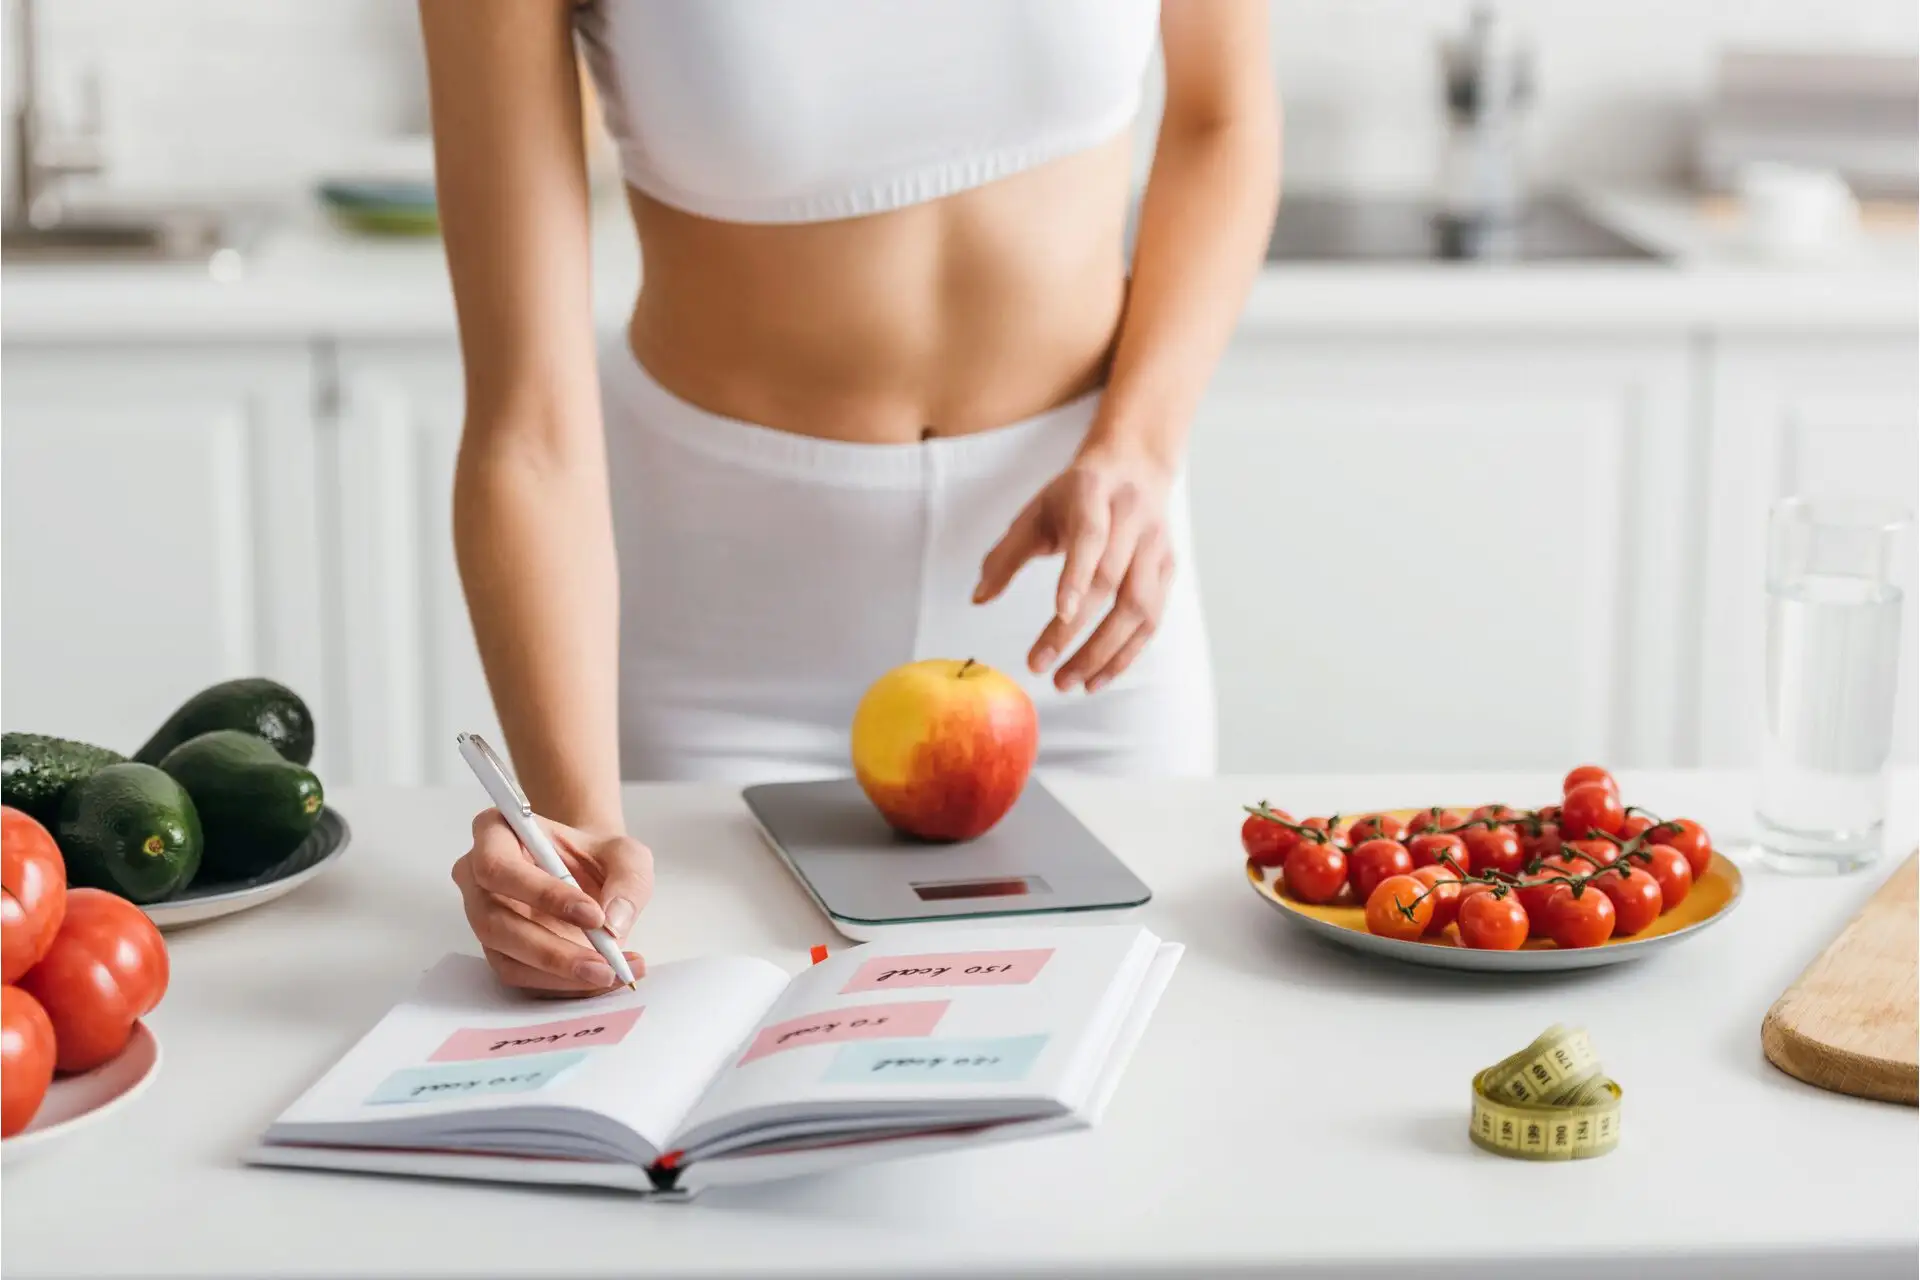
<box><xmin>851</xmin><ymin>658</ymin><xmax>1038</xmax><ymax>842</ymax></box>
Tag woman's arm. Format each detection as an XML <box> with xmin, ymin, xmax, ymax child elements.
<box><xmin>975</xmin><ymin>0</ymin><xmax>1279</xmax><ymax>691</ymax></box>
<box><xmin>422</xmin><ymin>0</ymin><xmax>652</xmax><ymax>993</ymax></box>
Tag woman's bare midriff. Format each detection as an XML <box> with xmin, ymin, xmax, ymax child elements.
<box><xmin>625</xmin><ymin>132</ymin><xmax>1133</xmax><ymax>443</ymax></box>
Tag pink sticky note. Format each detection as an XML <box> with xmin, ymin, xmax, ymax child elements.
<box><xmin>430</xmin><ymin>1006</ymin><xmax>645</xmax><ymax>1062</ymax></box>
<box><xmin>840</xmin><ymin>948</ymin><xmax>1055</xmax><ymax>994</ymax></box>
<box><xmin>739</xmin><ymin>1000</ymin><xmax>948</xmax><ymax>1065</ymax></box>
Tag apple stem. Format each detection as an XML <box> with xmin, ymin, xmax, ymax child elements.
<box><xmin>958</xmin><ymin>657</ymin><xmax>976</xmax><ymax>678</ymax></box>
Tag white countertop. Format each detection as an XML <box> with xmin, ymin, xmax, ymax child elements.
<box><xmin>3</xmin><ymin>190</ymin><xmax>1913</xmax><ymax>342</ymax></box>
<box><xmin>4</xmin><ymin>769</ymin><xmax>1915</xmax><ymax>1280</ymax></box>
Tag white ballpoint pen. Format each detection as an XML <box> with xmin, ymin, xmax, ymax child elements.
<box><xmin>456</xmin><ymin>732</ymin><xmax>638</xmax><ymax>990</ymax></box>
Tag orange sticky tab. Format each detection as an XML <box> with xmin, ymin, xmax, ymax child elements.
<box><xmin>809</xmin><ymin>944</ymin><xmax>830</xmax><ymax>965</ymax></box>
<box><xmin>658</xmin><ymin>1149</ymin><xmax>684</xmax><ymax>1170</ymax></box>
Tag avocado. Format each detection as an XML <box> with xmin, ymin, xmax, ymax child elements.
<box><xmin>134</xmin><ymin>678</ymin><xmax>315</xmax><ymax>767</ymax></box>
<box><xmin>157</xmin><ymin>730</ymin><xmax>324</xmax><ymax>881</ymax></box>
<box><xmin>2</xmin><ymin>733</ymin><xmax>127</xmax><ymax>828</ymax></box>
<box><xmin>56</xmin><ymin>763</ymin><xmax>203</xmax><ymax>903</ymax></box>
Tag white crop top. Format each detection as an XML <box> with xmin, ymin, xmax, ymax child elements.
<box><xmin>573</xmin><ymin>0</ymin><xmax>1160</xmax><ymax>225</ymax></box>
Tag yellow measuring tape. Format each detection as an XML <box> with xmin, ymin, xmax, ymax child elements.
<box><xmin>1469</xmin><ymin>1025</ymin><xmax>1622</xmax><ymax>1161</ymax></box>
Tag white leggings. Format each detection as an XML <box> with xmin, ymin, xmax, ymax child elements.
<box><xmin>601</xmin><ymin>339</ymin><xmax>1217</xmax><ymax>783</ymax></box>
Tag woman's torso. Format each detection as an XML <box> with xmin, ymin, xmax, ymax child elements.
<box><xmin>574</xmin><ymin>0</ymin><xmax>1159</xmax><ymax>442</ymax></box>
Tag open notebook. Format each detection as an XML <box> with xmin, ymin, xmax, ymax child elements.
<box><xmin>249</xmin><ymin>923</ymin><xmax>1180</xmax><ymax>1196</ymax></box>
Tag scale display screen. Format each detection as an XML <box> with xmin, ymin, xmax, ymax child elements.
<box><xmin>911</xmin><ymin>875</ymin><xmax>1052</xmax><ymax>902</ymax></box>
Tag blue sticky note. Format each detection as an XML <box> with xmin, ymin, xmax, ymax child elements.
<box><xmin>366</xmin><ymin>1050</ymin><xmax>586</xmax><ymax>1106</ymax></box>
<box><xmin>822</xmin><ymin>1035</ymin><xmax>1048</xmax><ymax>1084</ymax></box>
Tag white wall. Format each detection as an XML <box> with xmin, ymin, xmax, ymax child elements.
<box><xmin>4</xmin><ymin>0</ymin><xmax>1915</xmax><ymax>206</ymax></box>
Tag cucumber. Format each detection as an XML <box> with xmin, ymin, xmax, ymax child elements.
<box><xmin>135</xmin><ymin>678</ymin><xmax>315</xmax><ymax>767</ymax></box>
<box><xmin>2</xmin><ymin>733</ymin><xmax>126</xmax><ymax>829</ymax></box>
<box><xmin>157</xmin><ymin>730</ymin><xmax>324</xmax><ymax>882</ymax></box>
<box><xmin>56</xmin><ymin>763</ymin><xmax>203</xmax><ymax>904</ymax></box>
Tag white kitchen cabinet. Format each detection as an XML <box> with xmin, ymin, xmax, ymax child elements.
<box><xmin>1696</xmin><ymin>336</ymin><xmax>1920</xmax><ymax>770</ymax></box>
<box><xmin>0</xmin><ymin>343</ymin><xmax>330</xmax><ymax>772</ymax></box>
<box><xmin>329</xmin><ymin>340</ymin><xmax>500</xmax><ymax>787</ymax></box>
<box><xmin>1187</xmin><ymin>335</ymin><xmax>1695</xmax><ymax>775</ymax></box>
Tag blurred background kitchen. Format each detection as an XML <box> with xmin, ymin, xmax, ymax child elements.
<box><xmin>3</xmin><ymin>1</ymin><xmax>1915</xmax><ymax>794</ymax></box>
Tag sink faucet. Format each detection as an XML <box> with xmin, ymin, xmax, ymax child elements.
<box><xmin>9</xmin><ymin>0</ymin><xmax>106</xmax><ymax>228</ymax></box>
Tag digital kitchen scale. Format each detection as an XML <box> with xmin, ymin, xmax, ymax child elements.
<box><xmin>742</xmin><ymin>778</ymin><xmax>1152</xmax><ymax>940</ymax></box>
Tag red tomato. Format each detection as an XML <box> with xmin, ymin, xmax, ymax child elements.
<box><xmin>1348</xmin><ymin>839</ymin><xmax>1414</xmax><ymax>901</ymax></box>
<box><xmin>1</xmin><ymin>984</ymin><xmax>56</xmax><ymax>1137</ymax></box>
<box><xmin>18</xmin><ymin>888</ymin><xmax>168</xmax><ymax>1074</ymax></box>
<box><xmin>1281</xmin><ymin>841</ymin><xmax>1348</xmax><ymax>905</ymax></box>
<box><xmin>1640</xmin><ymin>843</ymin><xmax>1693</xmax><ymax>912</ymax></box>
<box><xmin>1655</xmin><ymin>819</ymin><xmax>1713</xmax><ymax>881</ymax></box>
<box><xmin>1404</xmin><ymin>807</ymin><xmax>1465</xmax><ymax>837</ymax></box>
<box><xmin>2</xmin><ymin>807</ymin><xmax>67</xmax><ymax>985</ymax></box>
<box><xmin>1364</xmin><ymin>875</ymin><xmax>1434</xmax><ymax>941</ymax></box>
<box><xmin>1561</xmin><ymin>838</ymin><xmax>1619</xmax><ymax>870</ymax></box>
<box><xmin>1516</xmin><ymin>855</ymin><xmax>1579</xmax><ymax>920</ymax></box>
<box><xmin>1346</xmin><ymin>814</ymin><xmax>1408</xmax><ymax>846</ymax></box>
<box><xmin>1462</xmin><ymin>825</ymin><xmax>1525</xmax><ymax>878</ymax></box>
<box><xmin>1561</xmin><ymin>783</ymin><xmax>1626</xmax><ymax>839</ymax></box>
<box><xmin>1241</xmin><ymin>809</ymin><xmax>1298</xmax><ymax>868</ymax></box>
<box><xmin>1407</xmin><ymin>831</ymin><xmax>1470</xmax><ymax>875</ymax></box>
<box><xmin>1536</xmin><ymin>803</ymin><xmax>1562</xmax><ymax>826</ymax></box>
<box><xmin>1544</xmin><ymin>884</ymin><xmax>1616</xmax><ymax>948</ymax></box>
<box><xmin>1301</xmin><ymin>817</ymin><xmax>1347</xmax><ymax>851</ymax></box>
<box><xmin>1520</xmin><ymin>821</ymin><xmax>1564</xmax><ymax>865</ymax></box>
<box><xmin>1591</xmin><ymin>865</ymin><xmax>1663</xmax><ymax>936</ymax></box>
<box><xmin>1470</xmin><ymin>803</ymin><xmax>1519</xmax><ymax>825</ymax></box>
<box><xmin>1618</xmin><ymin>814</ymin><xmax>1656</xmax><ymax>842</ymax></box>
<box><xmin>1409</xmin><ymin>865</ymin><xmax>1464</xmax><ymax>934</ymax></box>
<box><xmin>1458</xmin><ymin>891</ymin><xmax>1529</xmax><ymax>950</ymax></box>
<box><xmin>1562</xmin><ymin>765</ymin><xmax>1618</xmax><ymax>796</ymax></box>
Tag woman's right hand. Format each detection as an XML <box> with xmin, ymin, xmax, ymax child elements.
<box><xmin>452</xmin><ymin>811</ymin><xmax>655</xmax><ymax>995</ymax></box>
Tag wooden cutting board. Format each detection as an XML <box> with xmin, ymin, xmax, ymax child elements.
<box><xmin>1762</xmin><ymin>851</ymin><xmax>1918</xmax><ymax>1105</ymax></box>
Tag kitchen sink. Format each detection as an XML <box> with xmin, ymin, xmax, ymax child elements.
<box><xmin>2</xmin><ymin>206</ymin><xmax>244</xmax><ymax>265</ymax></box>
<box><xmin>1266</xmin><ymin>195</ymin><xmax>1664</xmax><ymax>263</ymax></box>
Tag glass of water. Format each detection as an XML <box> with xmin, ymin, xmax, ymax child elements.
<box><xmin>1755</xmin><ymin>496</ymin><xmax>1913</xmax><ymax>874</ymax></box>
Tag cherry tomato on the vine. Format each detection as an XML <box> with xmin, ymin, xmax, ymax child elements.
<box><xmin>1536</xmin><ymin>803</ymin><xmax>1562</xmax><ymax>827</ymax></box>
<box><xmin>1458</xmin><ymin>891</ymin><xmax>1529</xmax><ymax>950</ymax></box>
<box><xmin>1516</xmin><ymin>855</ymin><xmax>1578</xmax><ymax>920</ymax></box>
<box><xmin>1561</xmin><ymin>838</ymin><xmax>1619</xmax><ymax>870</ymax></box>
<box><xmin>1409</xmin><ymin>865</ymin><xmax>1464</xmax><ymax>934</ymax></box>
<box><xmin>1281</xmin><ymin>841</ymin><xmax>1348</xmax><ymax>905</ymax></box>
<box><xmin>1364</xmin><ymin>874</ymin><xmax>1434</xmax><ymax>942</ymax></box>
<box><xmin>1470</xmin><ymin>803</ymin><xmax>1520</xmax><ymax>828</ymax></box>
<box><xmin>1618</xmin><ymin>814</ymin><xmax>1655</xmax><ymax>842</ymax></box>
<box><xmin>1590</xmin><ymin>865</ymin><xmax>1663</xmax><ymax>935</ymax></box>
<box><xmin>1404</xmin><ymin>807</ymin><xmax>1465</xmax><ymax>836</ymax></box>
<box><xmin>1348</xmin><ymin>839</ymin><xmax>1414</xmax><ymax>901</ymax></box>
<box><xmin>1640</xmin><ymin>843</ymin><xmax>1693</xmax><ymax>911</ymax></box>
<box><xmin>1520</xmin><ymin>821</ymin><xmax>1564</xmax><ymax>864</ymax></box>
<box><xmin>1407</xmin><ymin>831</ymin><xmax>1469</xmax><ymax>875</ymax></box>
<box><xmin>1654</xmin><ymin>818</ymin><xmax>1713</xmax><ymax>881</ymax></box>
<box><xmin>1561</xmin><ymin>783</ymin><xmax>1626</xmax><ymax>839</ymax></box>
<box><xmin>1544</xmin><ymin>884</ymin><xmax>1616</xmax><ymax>948</ymax></box>
<box><xmin>1462</xmin><ymin>825</ymin><xmax>1525</xmax><ymax>878</ymax></box>
<box><xmin>1346</xmin><ymin>814</ymin><xmax>1407</xmax><ymax>846</ymax></box>
<box><xmin>1241</xmin><ymin>809</ymin><xmax>1298</xmax><ymax>868</ymax></box>
<box><xmin>1562</xmin><ymin>765</ymin><xmax>1618</xmax><ymax>796</ymax></box>
<box><xmin>1301</xmin><ymin>817</ymin><xmax>1347</xmax><ymax>851</ymax></box>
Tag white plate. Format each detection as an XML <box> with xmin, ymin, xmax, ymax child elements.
<box><xmin>1</xmin><ymin>1021</ymin><xmax>161</xmax><ymax>1164</ymax></box>
<box><xmin>143</xmin><ymin>807</ymin><xmax>350</xmax><ymax>930</ymax></box>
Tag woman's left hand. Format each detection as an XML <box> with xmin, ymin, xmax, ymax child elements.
<box><xmin>973</xmin><ymin>442</ymin><xmax>1176</xmax><ymax>694</ymax></box>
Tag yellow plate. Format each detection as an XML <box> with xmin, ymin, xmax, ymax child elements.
<box><xmin>1245</xmin><ymin>808</ymin><xmax>1744</xmax><ymax>972</ymax></box>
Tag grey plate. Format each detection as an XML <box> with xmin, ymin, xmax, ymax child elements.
<box><xmin>1247</xmin><ymin>857</ymin><xmax>1745</xmax><ymax>972</ymax></box>
<box><xmin>142</xmin><ymin>807</ymin><xmax>351</xmax><ymax>930</ymax></box>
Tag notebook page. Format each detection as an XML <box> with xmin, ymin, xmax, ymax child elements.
<box><xmin>670</xmin><ymin>924</ymin><xmax>1162</xmax><ymax>1153</ymax></box>
<box><xmin>265</xmin><ymin>953</ymin><xmax>789</xmax><ymax>1157</ymax></box>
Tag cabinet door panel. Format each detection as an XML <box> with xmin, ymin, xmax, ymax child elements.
<box><xmin>1189</xmin><ymin>337</ymin><xmax>1692</xmax><ymax>774</ymax></box>
<box><xmin>333</xmin><ymin>342</ymin><xmax>498</xmax><ymax>786</ymax></box>
<box><xmin>1</xmin><ymin>345</ymin><xmax>323</xmax><ymax>765</ymax></box>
